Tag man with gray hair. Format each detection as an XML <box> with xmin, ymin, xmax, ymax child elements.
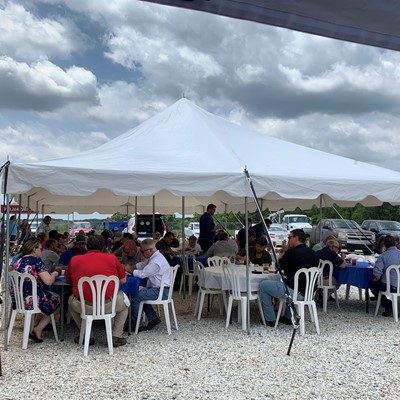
<box><xmin>369</xmin><ymin>235</ymin><xmax>400</xmax><ymax>317</ymax></box>
<box><xmin>130</xmin><ymin>239</ymin><xmax>171</xmax><ymax>331</ymax></box>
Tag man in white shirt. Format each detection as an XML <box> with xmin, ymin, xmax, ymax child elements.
<box><xmin>184</xmin><ymin>235</ymin><xmax>203</xmax><ymax>255</ymax></box>
<box><xmin>131</xmin><ymin>239</ymin><xmax>171</xmax><ymax>331</ymax></box>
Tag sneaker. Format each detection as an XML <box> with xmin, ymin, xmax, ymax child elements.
<box><xmin>279</xmin><ymin>316</ymin><xmax>292</xmax><ymax>325</ymax></box>
<box><xmin>74</xmin><ymin>336</ymin><xmax>95</xmax><ymax>346</ymax></box>
<box><xmin>261</xmin><ymin>318</ymin><xmax>275</xmax><ymax>327</ymax></box>
<box><xmin>112</xmin><ymin>336</ymin><xmax>127</xmax><ymax>347</ymax></box>
<box><xmin>146</xmin><ymin>317</ymin><xmax>161</xmax><ymax>331</ymax></box>
<box><xmin>382</xmin><ymin>309</ymin><xmax>393</xmax><ymax>317</ymax></box>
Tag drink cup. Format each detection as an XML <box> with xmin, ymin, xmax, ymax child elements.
<box><xmin>268</xmin><ymin>263</ymin><xmax>276</xmax><ymax>273</ymax></box>
<box><xmin>60</xmin><ymin>269</ymin><xmax>65</xmax><ymax>277</ymax></box>
<box><xmin>263</xmin><ymin>263</ymin><xmax>269</xmax><ymax>273</ymax></box>
<box><xmin>351</xmin><ymin>258</ymin><xmax>357</xmax><ymax>266</ymax></box>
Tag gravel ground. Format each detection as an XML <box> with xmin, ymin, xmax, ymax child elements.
<box><xmin>1</xmin><ymin>286</ymin><xmax>399</xmax><ymax>400</ymax></box>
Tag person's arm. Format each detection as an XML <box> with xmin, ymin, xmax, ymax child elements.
<box><xmin>373</xmin><ymin>256</ymin><xmax>384</xmax><ymax>280</ymax></box>
<box><xmin>133</xmin><ymin>261</ymin><xmax>159</xmax><ymax>279</ymax></box>
<box><xmin>39</xmin><ymin>270</ymin><xmax>59</xmax><ymax>285</ymax></box>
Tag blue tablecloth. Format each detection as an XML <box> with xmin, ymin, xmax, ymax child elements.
<box><xmin>120</xmin><ymin>276</ymin><xmax>147</xmax><ymax>296</ymax></box>
<box><xmin>171</xmin><ymin>255</ymin><xmax>207</xmax><ymax>271</ymax></box>
<box><xmin>334</xmin><ymin>262</ymin><xmax>374</xmax><ymax>289</ymax></box>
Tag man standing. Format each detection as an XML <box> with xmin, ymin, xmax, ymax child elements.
<box><xmin>369</xmin><ymin>235</ymin><xmax>400</xmax><ymax>317</ymax></box>
<box><xmin>259</xmin><ymin>229</ymin><xmax>318</xmax><ymax>326</ymax></box>
<box><xmin>66</xmin><ymin>235</ymin><xmax>128</xmax><ymax>347</ymax></box>
<box><xmin>198</xmin><ymin>203</ymin><xmax>221</xmax><ymax>253</ymax></box>
<box><xmin>59</xmin><ymin>235</ymin><xmax>87</xmax><ymax>266</ymax></box>
<box><xmin>131</xmin><ymin>239</ymin><xmax>171</xmax><ymax>331</ymax></box>
<box><xmin>252</xmin><ymin>218</ymin><xmax>272</xmax><ymax>239</ymax></box>
<box><xmin>37</xmin><ymin>215</ymin><xmax>52</xmax><ymax>239</ymax></box>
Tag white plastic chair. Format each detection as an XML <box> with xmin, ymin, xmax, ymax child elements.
<box><xmin>8</xmin><ymin>271</ymin><xmax>59</xmax><ymax>349</ymax></box>
<box><xmin>134</xmin><ymin>265</ymin><xmax>179</xmax><ymax>335</ymax></box>
<box><xmin>179</xmin><ymin>254</ymin><xmax>197</xmax><ymax>296</ymax></box>
<box><xmin>317</xmin><ymin>260</ymin><xmax>340</xmax><ymax>312</ymax></box>
<box><xmin>207</xmin><ymin>256</ymin><xmax>231</xmax><ymax>267</ymax></box>
<box><xmin>77</xmin><ymin>275</ymin><xmax>119</xmax><ymax>356</ymax></box>
<box><xmin>194</xmin><ymin>260</ymin><xmax>227</xmax><ymax>319</ymax></box>
<box><xmin>374</xmin><ymin>264</ymin><xmax>400</xmax><ymax>322</ymax></box>
<box><xmin>275</xmin><ymin>267</ymin><xmax>321</xmax><ymax>336</ymax></box>
<box><xmin>222</xmin><ymin>264</ymin><xmax>265</xmax><ymax>330</ymax></box>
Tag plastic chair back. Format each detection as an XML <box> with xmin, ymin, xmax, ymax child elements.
<box><xmin>78</xmin><ymin>275</ymin><xmax>119</xmax><ymax>320</ymax></box>
<box><xmin>207</xmin><ymin>256</ymin><xmax>230</xmax><ymax>267</ymax></box>
<box><xmin>9</xmin><ymin>271</ymin><xmax>40</xmax><ymax>313</ymax></box>
<box><xmin>384</xmin><ymin>265</ymin><xmax>400</xmax><ymax>294</ymax></box>
<box><xmin>222</xmin><ymin>265</ymin><xmax>242</xmax><ymax>300</ymax></box>
<box><xmin>195</xmin><ymin>260</ymin><xmax>206</xmax><ymax>287</ymax></box>
<box><xmin>293</xmin><ymin>267</ymin><xmax>321</xmax><ymax>302</ymax></box>
<box><xmin>317</xmin><ymin>260</ymin><xmax>334</xmax><ymax>287</ymax></box>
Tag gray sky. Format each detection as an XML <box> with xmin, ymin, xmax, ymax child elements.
<box><xmin>1</xmin><ymin>0</ymin><xmax>400</xmax><ymax>172</ymax></box>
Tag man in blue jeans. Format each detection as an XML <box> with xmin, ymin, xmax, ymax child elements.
<box><xmin>259</xmin><ymin>229</ymin><xmax>318</xmax><ymax>326</ymax></box>
<box><xmin>131</xmin><ymin>239</ymin><xmax>171</xmax><ymax>331</ymax></box>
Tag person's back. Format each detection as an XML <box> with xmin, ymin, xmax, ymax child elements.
<box><xmin>205</xmin><ymin>232</ymin><xmax>236</xmax><ymax>258</ymax></box>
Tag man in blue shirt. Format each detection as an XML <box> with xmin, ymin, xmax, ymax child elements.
<box><xmin>369</xmin><ymin>235</ymin><xmax>400</xmax><ymax>317</ymax></box>
<box><xmin>59</xmin><ymin>235</ymin><xmax>87</xmax><ymax>267</ymax></box>
<box><xmin>198</xmin><ymin>204</ymin><xmax>221</xmax><ymax>253</ymax></box>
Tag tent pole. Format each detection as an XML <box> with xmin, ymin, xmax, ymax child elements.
<box><xmin>134</xmin><ymin>197</ymin><xmax>138</xmax><ymax>235</ymax></box>
<box><xmin>181</xmin><ymin>197</ymin><xmax>186</xmax><ymax>298</ymax></box>
<box><xmin>245</xmin><ymin>197</ymin><xmax>251</xmax><ymax>334</ymax></box>
<box><xmin>319</xmin><ymin>195</ymin><xmax>323</xmax><ymax>239</ymax></box>
<box><xmin>152</xmin><ymin>196</ymin><xmax>155</xmax><ymax>239</ymax></box>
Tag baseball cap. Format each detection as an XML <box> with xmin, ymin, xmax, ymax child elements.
<box><xmin>74</xmin><ymin>235</ymin><xmax>87</xmax><ymax>243</ymax></box>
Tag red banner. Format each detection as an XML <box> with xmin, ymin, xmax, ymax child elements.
<box><xmin>1</xmin><ymin>204</ymin><xmax>35</xmax><ymax>214</ymax></box>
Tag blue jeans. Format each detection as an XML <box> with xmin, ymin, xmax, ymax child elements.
<box><xmin>259</xmin><ymin>279</ymin><xmax>303</xmax><ymax>321</ymax></box>
<box><xmin>131</xmin><ymin>287</ymin><xmax>169</xmax><ymax>327</ymax></box>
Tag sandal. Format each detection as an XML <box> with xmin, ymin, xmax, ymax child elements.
<box><xmin>29</xmin><ymin>333</ymin><xmax>44</xmax><ymax>343</ymax></box>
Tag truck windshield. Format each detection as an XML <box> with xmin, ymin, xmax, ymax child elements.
<box><xmin>332</xmin><ymin>220</ymin><xmax>360</xmax><ymax>229</ymax></box>
<box><xmin>289</xmin><ymin>216</ymin><xmax>308</xmax><ymax>223</ymax></box>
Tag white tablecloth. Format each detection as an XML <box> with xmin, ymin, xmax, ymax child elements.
<box><xmin>203</xmin><ymin>264</ymin><xmax>275</xmax><ymax>292</ymax></box>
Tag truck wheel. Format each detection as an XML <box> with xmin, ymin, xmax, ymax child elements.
<box><xmin>379</xmin><ymin>240</ymin><xmax>386</xmax><ymax>254</ymax></box>
<box><xmin>305</xmin><ymin>237</ymin><xmax>311</xmax><ymax>247</ymax></box>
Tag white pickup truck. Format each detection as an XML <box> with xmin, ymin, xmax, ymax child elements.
<box><xmin>281</xmin><ymin>214</ymin><xmax>312</xmax><ymax>232</ymax></box>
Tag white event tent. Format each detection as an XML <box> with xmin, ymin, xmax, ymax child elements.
<box><xmin>3</xmin><ymin>98</ymin><xmax>400</xmax><ymax>215</ymax></box>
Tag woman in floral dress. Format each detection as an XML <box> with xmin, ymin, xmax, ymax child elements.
<box><xmin>12</xmin><ymin>239</ymin><xmax>61</xmax><ymax>342</ymax></box>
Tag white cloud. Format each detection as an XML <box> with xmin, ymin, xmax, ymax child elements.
<box><xmin>0</xmin><ymin>2</ymin><xmax>84</xmax><ymax>62</ymax></box>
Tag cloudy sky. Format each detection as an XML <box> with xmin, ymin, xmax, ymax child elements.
<box><xmin>1</xmin><ymin>0</ymin><xmax>400</xmax><ymax>173</ymax></box>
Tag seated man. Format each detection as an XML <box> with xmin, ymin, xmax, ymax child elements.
<box><xmin>119</xmin><ymin>239</ymin><xmax>143</xmax><ymax>273</ymax></box>
<box><xmin>369</xmin><ymin>235</ymin><xmax>400</xmax><ymax>317</ymax></box>
<box><xmin>66</xmin><ymin>235</ymin><xmax>128</xmax><ymax>347</ymax></box>
<box><xmin>184</xmin><ymin>235</ymin><xmax>203</xmax><ymax>255</ymax></box>
<box><xmin>236</xmin><ymin>237</ymin><xmax>272</xmax><ymax>265</ymax></box>
<box><xmin>316</xmin><ymin>239</ymin><xmax>346</xmax><ymax>302</ymax></box>
<box><xmin>312</xmin><ymin>234</ymin><xmax>337</xmax><ymax>252</ymax></box>
<box><xmin>205</xmin><ymin>231</ymin><xmax>237</xmax><ymax>259</ymax></box>
<box><xmin>41</xmin><ymin>239</ymin><xmax>60</xmax><ymax>273</ymax></box>
<box><xmin>259</xmin><ymin>229</ymin><xmax>318</xmax><ymax>326</ymax></box>
<box><xmin>131</xmin><ymin>239</ymin><xmax>171</xmax><ymax>331</ymax></box>
<box><xmin>59</xmin><ymin>235</ymin><xmax>87</xmax><ymax>267</ymax></box>
<box><xmin>156</xmin><ymin>231</ymin><xmax>178</xmax><ymax>264</ymax></box>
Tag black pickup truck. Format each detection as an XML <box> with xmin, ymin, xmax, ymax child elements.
<box><xmin>361</xmin><ymin>220</ymin><xmax>400</xmax><ymax>253</ymax></box>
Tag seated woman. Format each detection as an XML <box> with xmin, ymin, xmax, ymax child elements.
<box><xmin>236</xmin><ymin>237</ymin><xmax>272</xmax><ymax>265</ymax></box>
<box><xmin>12</xmin><ymin>239</ymin><xmax>61</xmax><ymax>343</ymax></box>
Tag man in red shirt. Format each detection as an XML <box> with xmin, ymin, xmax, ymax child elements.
<box><xmin>66</xmin><ymin>235</ymin><xmax>128</xmax><ymax>347</ymax></box>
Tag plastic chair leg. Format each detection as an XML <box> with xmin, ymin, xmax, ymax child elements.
<box><xmin>391</xmin><ymin>295</ymin><xmax>399</xmax><ymax>322</ymax></box>
<box><xmin>50</xmin><ymin>314</ymin><xmax>59</xmax><ymax>342</ymax></box>
<box><xmin>22</xmin><ymin>313</ymin><xmax>33</xmax><ymax>350</ymax></box>
<box><xmin>274</xmin><ymin>301</ymin><xmax>284</xmax><ymax>329</ymax></box>
<box><xmin>345</xmin><ymin>284</ymin><xmax>351</xmax><ymax>302</ymax></box>
<box><xmin>163</xmin><ymin>303</ymin><xmax>172</xmax><ymax>335</ymax></box>
<box><xmin>311</xmin><ymin>302</ymin><xmax>320</xmax><ymax>334</ymax></box>
<box><xmin>7</xmin><ymin>310</ymin><xmax>17</xmax><ymax>345</ymax></box>
<box><xmin>194</xmin><ymin>290</ymin><xmax>201</xmax><ymax>317</ymax></box>
<box><xmin>104</xmin><ymin>316</ymin><xmax>114</xmax><ymax>355</ymax></box>
<box><xmin>225</xmin><ymin>296</ymin><xmax>233</xmax><ymax>329</ymax></box>
<box><xmin>134</xmin><ymin>302</ymin><xmax>145</xmax><ymax>334</ymax></box>
<box><xmin>170</xmin><ymin>300</ymin><xmax>178</xmax><ymax>331</ymax></box>
<box><xmin>374</xmin><ymin>293</ymin><xmax>382</xmax><ymax>316</ymax></box>
<box><xmin>188</xmin><ymin>276</ymin><xmax>193</xmax><ymax>297</ymax></box>
<box><xmin>197</xmin><ymin>291</ymin><xmax>206</xmax><ymax>320</ymax></box>
<box><xmin>257</xmin><ymin>297</ymin><xmax>266</xmax><ymax>326</ymax></box>
<box><xmin>323</xmin><ymin>287</ymin><xmax>328</xmax><ymax>313</ymax></box>
<box><xmin>240</xmin><ymin>298</ymin><xmax>247</xmax><ymax>331</ymax></box>
<box><xmin>83</xmin><ymin>318</ymin><xmax>93</xmax><ymax>357</ymax></box>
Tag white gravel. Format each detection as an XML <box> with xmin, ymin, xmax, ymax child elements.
<box><xmin>1</xmin><ymin>286</ymin><xmax>399</xmax><ymax>400</ymax></box>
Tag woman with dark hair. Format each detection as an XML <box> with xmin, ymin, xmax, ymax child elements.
<box><xmin>12</xmin><ymin>239</ymin><xmax>61</xmax><ymax>342</ymax></box>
